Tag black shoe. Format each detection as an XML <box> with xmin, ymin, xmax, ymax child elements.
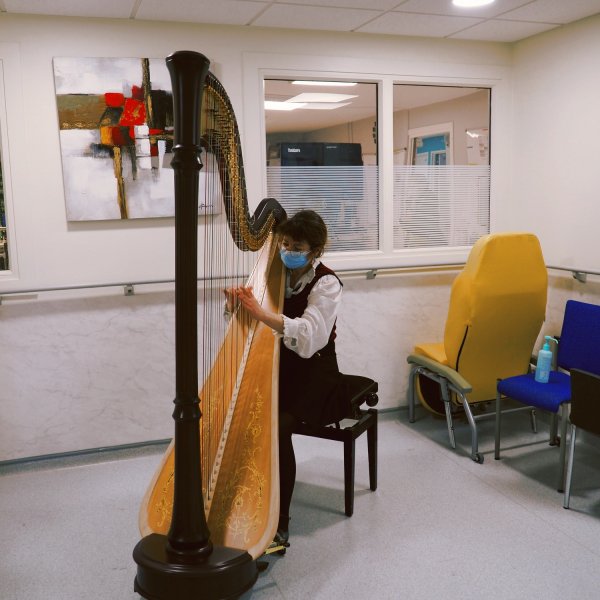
<box><xmin>264</xmin><ymin>528</ymin><xmax>289</xmax><ymax>556</ymax></box>
<box><xmin>274</xmin><ymin>528</ymin><xmax>289</xmax><ymax>545</ymax></box>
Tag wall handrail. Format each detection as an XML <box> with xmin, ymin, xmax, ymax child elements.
<box><xmin>0</xmin><ymin>264</ymin><xmax>465</xmax><ymax>299</ymax></box>
<box><xmin>0</xmin><ymin>263</ymin><xmax>595</xmax><ymax>300</ymax></box>
<box><xmin>547</xmin><ymin>265</ymin><xmax>600</xmax><ymax>283</ymax></box>
<box><xmin>0</xmin><ymin>274</ymin><xmax>248</xmax><ymax>300</ymax></box>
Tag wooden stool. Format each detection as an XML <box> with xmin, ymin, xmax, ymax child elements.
<box><xmin>292</xmin><ymin>375</ymin><xmax>378</xmax><ymax>517</ymax></box>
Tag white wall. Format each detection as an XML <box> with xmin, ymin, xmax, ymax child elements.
<box><xmin>508</xmin><ymin>13</ymin><xmax>600</xmax><ymax>270</ymax></box>
<box><xmin>0</xmin><ymin>286</ymin><xmax>176</xmax><ymax>460</ymax></box>
<box><xmin>0</xmin><ymin>13</ymin><xmax>599</xmax><ymax>460</ymax></box>
<box><xmin>0</xmin><ymin>270</ymin><xmax>458</xmax><ymax>461</ymax></box>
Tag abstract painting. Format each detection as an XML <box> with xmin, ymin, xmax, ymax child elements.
<box><xmin>53</xmin><ymin>57</ymin><xmax>221</xmax><ymax>221</ymax></box>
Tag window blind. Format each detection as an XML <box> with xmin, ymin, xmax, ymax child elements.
<box><xmin>266</xmin><ymin>166</ymin><xmax>379</xmax><ymax>252</ymax></box>
<box><xmin>393</xmin><ymin>165</ymin><xmax>490</xmax><ymax>249</ymax></box>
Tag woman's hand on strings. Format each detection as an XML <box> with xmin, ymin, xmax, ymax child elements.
<box><xmin>234</xmin><ymin>286</ymin><xmax>264</xmax><ymax>321</ymax></box>
<box><xmin>223</xmin><ymin>287</ymin><xmax>238</xmax><ymax>314</ymax></box>
<box><xmin>229</xmin><ymin>286</ymin><xmax>284</xmax><ymax>334</ymax></box>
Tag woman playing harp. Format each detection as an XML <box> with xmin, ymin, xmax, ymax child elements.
<box><xmin>228</xmin><ymin>209</ymin><xmax>347</xmax><ymax>547</ymax></box>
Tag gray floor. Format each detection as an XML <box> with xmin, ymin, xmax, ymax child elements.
<box><xmin>1</xmin><ymin>409</ymin><xmax>599</xmax><ymax>600</ymax></box>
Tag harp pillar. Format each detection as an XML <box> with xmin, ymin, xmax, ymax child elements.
<box><xmin>132</xmin><ymin>50</ymin><xmax>258</xmax><ymax>600</ymax></box>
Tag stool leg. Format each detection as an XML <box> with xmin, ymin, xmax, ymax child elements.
<box><xmin>344</xmin><ymin>437</ymin><xmax>355</xmax><ymax>517</ymax></box>
<box><xmin>367</xmin><ymin>413</ymin><xmax>378</xmax><ymax>491</ymax></box>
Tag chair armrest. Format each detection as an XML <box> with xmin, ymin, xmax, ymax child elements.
<box><xmin>407</xmin><ymin>354</ymin><xmax>473</xmax><ymax>394</ymax></box>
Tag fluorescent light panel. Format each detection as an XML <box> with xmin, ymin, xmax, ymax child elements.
<box><xmin>301</xmin><ymin>102</ymin><xmax>351</xmax><ymax>110</ymax></box>
<box><xmin>292</xmin><ymin>80</ymin><xmax>357</xmax><ymax>87</ymax></box>
<box><xmin>452</xmin><ymin>0</ymin><xmax>495</xmax><ymax>7</ymax></box>
<box><xmin>286</xmin><ymin>92</ymin><xmax>358</xmax><ymax>103</ymax></box>
<box><xmin>264</xmin><ymin>101</ymin><xmax>306</xmax><ymax>111</ymax></box>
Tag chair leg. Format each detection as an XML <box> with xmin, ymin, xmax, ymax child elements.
<box><xmin>408</xmin><ymin>366</ymin><xmax>417</xmax><ymax>423</ymax></box>
<box><xmin>530</xmin><ymin>409</ymin><xmax>537</xmax><ymax>433</ymax></box>
<box><xmin>461</xmin><ymin>393</ymin><xmax>483</xmax><ymax>463</ymax></box>
<box><xmin>494</xmin><ymin>389</ymin><xmax>501</xmax><ymax>460</ymax></box>
<box><xmin>557</xmin><ymin>403</ymin><xmax>569</xmax><ymax>492</ymax></box>
<box><xmin>367</xmin><ymin>413</ymin><xmax>378</xmax><ymax>492</ymax></box>
<box><xmin>563</xmin><ymin>424</ymin><xmax>577</xmax><ymax>509</ymax></box>
<box><xmin>344</xmin><ymin>437</ymin><xmax>356</xmax><ymax>517</ymax></box>
<box><xmin>549</xmin><ymin>413</ymin><xmax>559</xmax><ymax>446</ymax></box>
<box><xmin>440</xmin><ymin>380</ymin><xmax>456</xmax><ymax>449</ymax></box>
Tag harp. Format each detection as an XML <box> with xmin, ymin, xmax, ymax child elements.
<box><xmin>133</xmin><ymin>51</ymin><xmax>286</xmax><ymax>599</ymax></box>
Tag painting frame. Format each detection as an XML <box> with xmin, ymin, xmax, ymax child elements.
<box><xmin>53</xmin><ymin>56</ymin><xmax>221</xmax><ymax>222</ymax></box>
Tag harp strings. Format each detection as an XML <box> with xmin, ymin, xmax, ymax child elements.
<box><xmin>198</xmin><ymin>78</ymin><xmax>266</xmax><ymax>500</ymax></box>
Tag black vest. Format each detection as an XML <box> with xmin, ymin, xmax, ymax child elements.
<box><xmin>279</xmin><ymin>263</ymin><xmax>344</xmax><ymax>424</ymax></box>
<box><xmin>283</xmin><ymin>262</ymin><xmax>342</xmax><ymax>345</ymax></box>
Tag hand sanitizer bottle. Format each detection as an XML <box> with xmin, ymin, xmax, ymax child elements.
<box><xmin>535</xmin><ymin>336</ymin><xmax>557</xmax><ymax>383</ymax></box>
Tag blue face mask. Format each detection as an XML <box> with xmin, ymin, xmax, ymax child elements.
<box><xmin>280</xmin><ymin>248</ymin><xmax>310</xmax><ymax>270</ymax></box>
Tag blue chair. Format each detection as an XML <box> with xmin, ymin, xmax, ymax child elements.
<box><xmin>494</xmin><ymin>300</ymin><xmax>600</xmax><ymax>491</ymax></box>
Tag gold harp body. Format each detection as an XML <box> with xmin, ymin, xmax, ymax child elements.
<box><xmin>138</xmin><ymin>66</ymin><xmax>286</xmax><ymax>560</ymax></box>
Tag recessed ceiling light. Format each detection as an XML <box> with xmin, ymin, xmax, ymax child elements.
<box><xmin>264</xmin><ymin>101</ymin><xmax>307</xmax><ymax>111</ymax></box>
<box><xmin>301</xmin><ymin>102</ymin><xmax>351</xmax><ymax>110</ymax></box>
<box><xmin>292</xmin><ymin>81</ymin><xmax>357</xmax><ymax>87</ymax></box>
<box><xmin>452</xmin><ymin>0</ymin><xmax>495</xmax><ymax>7</ymax></box>
<box><xmin>286</xmin><ymin>93</ymin><xmax>358</xmax><ymax>103</ymax></box>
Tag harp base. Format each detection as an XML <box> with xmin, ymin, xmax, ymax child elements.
<box><xmin>133</xmin><ymin>533</ymin><xmax>258</xmax><ymax>600</ymax></box>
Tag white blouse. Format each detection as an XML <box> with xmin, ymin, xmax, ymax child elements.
<box><xmin>281</xmin><ymin>259</ymin><xmax>342</xmax><ymax>359</ymax></box>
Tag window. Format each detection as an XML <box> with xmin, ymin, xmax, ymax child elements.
<box><xmin>0</xmin><ymin>60</ymin><xmax>10</xmax><ymax>273</ymax></box>
<box><xmin>393</xmin><ymin>85</ymin><xmax>491</xmax><ymax>249</ymax></box>
<box><xmin>0</xmin><ymin>160</ymin><xmax>7</xmax><ymax>270</ymax></box>
<box><xmin>264</xmin><ymin>79</ymin><xmax>379</xmax><ymax>252</ymax></box>
<box><xmin>0</xmin><ymin>48</ymin><xmax>17</xmax><ymax>276</ymax></box>
<box><xmin>241</xmin><ymin>51</ymin><xmax>506</xmax><ymax>268</ymax></box>
<box><xmin>263</xmin><ymin>80</ymin><xmax>491</xmax><ymax>256</ymax></box>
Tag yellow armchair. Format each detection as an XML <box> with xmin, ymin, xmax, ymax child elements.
<box><xmin>407</xmin><ymin>232</ymin><xmax>548</xmax><ymax>462</ymax></box>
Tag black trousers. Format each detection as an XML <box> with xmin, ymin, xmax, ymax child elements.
<box><xmin>278</xmin><ymin>411</ymin><xmax>297</xmax><ymax>524</ymax></box>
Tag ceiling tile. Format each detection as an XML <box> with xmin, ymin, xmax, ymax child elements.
<box><xmin>252</xmin><ymin>4</ymin><xmax>381</xmax><ymax>31</ymax></box>
<box><xmin>136</xmin><ymin>0</ymin><xmax>269</xmax><ymax>25</ymax></box>
<box><xmin>450</xmin><ymin>18</ymin><xmax>559</xmax><ymax>42</ymax></box>
<box><xmin>4</xmin><ymin>0</ymin><xmax>136</xmax><ymax>18</ymax></box>
<box><xmin>393</xmin><ymin>0</ymin><xmax>533</xmax><ymax>19</ymax></box>
<box><xmin>275</xmin><ymin>0</ymin><xmax>400</xmax><ymax>9</ymax></box>
<box><xmin>499</xmin><ymin>0</ymin><xmax>600</xmax><ymax>24</ymax></box>
<box><xmin>3</xmin><ymin>0</ymin><xmax>598</xmax><ymax>44</ymax></box>
<box><xmin>357</xmin><ymin>12</ymin><xmax>483</xmax><ymax>37</ymax></box>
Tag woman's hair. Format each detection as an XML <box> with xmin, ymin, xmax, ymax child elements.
<box><xmin>276</xmin><ymin>210</ymin><xmax>328</xmax><ymax>257</ymax></box>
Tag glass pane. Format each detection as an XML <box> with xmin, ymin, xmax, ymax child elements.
<box><xmin>393</xmin><ymin>85</ymin><xmax>490</xmax><ymax>249</ymax></box>
<box><xmin>264</xmin><ymin>79</ymin><xmax>378</xmax><ymax>252</ymax></box>
<box><xmin>0</xmin><ymin>155</ymin><xmax>8</xmax><ymax>271</ymax></box>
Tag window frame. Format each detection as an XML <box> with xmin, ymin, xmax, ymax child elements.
<box><xmin>0</xmin><ymin>43</ymin><xmax>21</xmax><ymax>280</ymax></box>
<box><xmin>241</xmin><ymin>52</ymin><xmax>510</xmax><ymax>272</ymax></box>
